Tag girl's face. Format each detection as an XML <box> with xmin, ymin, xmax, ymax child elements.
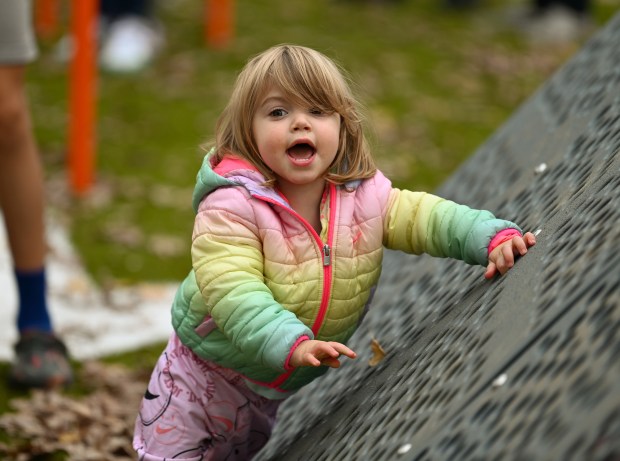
<box><xmin>252</xmin><ymin>87</ymin><xmax>341</xmax><ymax>191</ymax></box>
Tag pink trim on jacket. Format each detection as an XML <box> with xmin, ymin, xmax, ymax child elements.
<box><xmin>284</xmin><ymin>335</ymin><xmax>311</xmax><ymax>371</ymax></box>
<box><xmin>194</xmin><ymin>316</ymin><xmax>218</xmax><ymax>337</ymax></box>
<box><xmin>488</xmin><ymin>228</ymin><xmax>522</xmax><ymax>255</ymax></box>
<box><xmin>213</xmin><ymin>156</ymin><xmax>256</xmax><ymax>175</ymax></box>
<box><xmin>310</xmin><ymin>183</ymin><xmax>337</xmax><ymax>335</ymax></box>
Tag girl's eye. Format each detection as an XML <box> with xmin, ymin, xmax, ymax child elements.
<box><xmin>269</xmin><ymin>108</ymin><xmax>287</xmax><ymax>117</ymax></box>
<box><xmin>309</xmin><ymin>108</ymin><xmax>323</xmax><ymax>115</ymax></box>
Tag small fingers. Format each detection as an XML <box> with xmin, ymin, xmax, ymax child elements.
<box><xmin>299</xmin><ymin>341</ymin><xmax>357</xmax><ymax>368</ymax></box>
<box><xmin>320</xmin><ymin>357</ymin><xmax>342</xmax><ymax>368</ymax></box>
<box><xmin>317</xmin><ymin>343</ymin><xmax>357</xmax><ymax>368</ymax></box>
<box><xmin>499</xmin><ymin>244</ymin><xmax>515</xmax><ymax>274</ymax></box>
<box><xmin>513</xmin><ymin>236</ymin><xmax>528</xmax><ymax>256</ymax></box>
<box><xmin>304</xmin><ymin>353</ymin><xmax>322</xmax><ymax>367</ymax></box>
<box><xmin>486</xmin><ymin>232</ymin><xmax>536</xmax><ymax>279</ymax></box>
<box><xmin>524</xmin><ymin>232</ymin><xmax>537</xmax><ymax>248</ymax></box>
<box><xmin>331</xmin><ymin>343</ymin><xmax>357</xmax><ymax>359</ymax></box>
<box><xmin>485</xmin><ymin>261</ymin><xmax>497</xmax><ymax>280</ymax></box>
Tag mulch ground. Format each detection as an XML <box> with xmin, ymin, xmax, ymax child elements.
<box><xmin>0</xmin><ymin>362</ymin><xmax>147</xmax><ymax>460</ymax></box>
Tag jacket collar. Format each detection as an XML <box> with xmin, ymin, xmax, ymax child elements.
<box><xmin>193</xmin><ymin>150</ymin><xmax>290</xmax><ymax>212</ymax></box>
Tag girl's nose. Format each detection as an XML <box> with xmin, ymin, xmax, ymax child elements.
<box><xmin>291</xmin><ymin>112</ymin><xmax>311</xmax><ymax>131</ymax></box>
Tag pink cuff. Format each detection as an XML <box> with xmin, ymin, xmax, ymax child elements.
<box><xmin>284</xmin><ymin>335</ymin><xmax>310</xmax><ymax>371</ymax></box>
<box><xmin>212</xmin><ymin>156</ymin><xmax>257</xmax><ymax>175</ymax></box>
<box><xmin>488</xmin><ymin>228</ymin><xmax>522</xmax><ymax>255</ymax></box>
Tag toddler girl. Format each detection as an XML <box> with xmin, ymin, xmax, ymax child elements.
<box><xmin>133</xmin><ymin>44</ymin><xmax>536</xmax><ymax>460</ymax></box>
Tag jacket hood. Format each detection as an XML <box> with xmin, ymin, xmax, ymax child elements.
<box><xmin>192</xmin><ymin>150</ymin><xmax>290</xmax><ymax>213</ymax></box>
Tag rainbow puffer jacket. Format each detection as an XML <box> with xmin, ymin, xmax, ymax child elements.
<box><xmin>172</xmin><ymin>153</ymin><xmax>521</xmax><ymax>399</ymax></box>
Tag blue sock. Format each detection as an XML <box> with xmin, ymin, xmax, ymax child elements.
<box><xmin>15</xmin><ymin>268</ymin><xmax>52</xmax><ymax>333</ymax></box>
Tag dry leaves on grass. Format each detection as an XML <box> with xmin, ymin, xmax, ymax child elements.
<box><xmin>0</xmin><ymin>361</ymin><xmax>147</xmax><ymax>461</ymax></box>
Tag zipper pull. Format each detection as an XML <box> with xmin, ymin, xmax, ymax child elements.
<box><xmin>323</xmin><ymin>244</ymin><xmax>331</xmax><ymax>266</ymax></box>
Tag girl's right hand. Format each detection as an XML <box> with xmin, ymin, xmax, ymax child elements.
<box><xmin>290</xmin><ymin>340</ymin><xmax>357</xmax><ymax>368</ymax></box>
<box><xmin>485</xmin><ymin>231</ymin><xmax>537</xmax><ymax>279</ymax></box>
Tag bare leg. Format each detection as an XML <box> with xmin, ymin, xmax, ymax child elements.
<box><xmin>0</xmin><ymin>64</ymin><xmax>72</xmax><ymax>389</ymax></box>
<box><xmin>0</xmin><ymin>65</ymin><xmax>46</xmax><ymax>272</ymax></box>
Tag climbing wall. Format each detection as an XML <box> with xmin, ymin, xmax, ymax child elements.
<box><xmin>256</xmin><ymin>12</ymin><xmax>620</xmax><ymax>461</ymax></box>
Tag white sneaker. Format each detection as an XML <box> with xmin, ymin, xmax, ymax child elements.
<box><xmin>520</xmin><ymin>6</ymin><xmax>595</xmax><ymax>44</ymax></box>
<box><xmin>99</xmin><ymin>15</ymin><xmax>163</xmax><ymax>74</ymax></box>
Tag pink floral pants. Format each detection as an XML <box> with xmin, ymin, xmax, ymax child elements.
<box><xmin>133</xmin><ymin>334</ymin><xmax>282</xmax><ymax>460</ymax></box>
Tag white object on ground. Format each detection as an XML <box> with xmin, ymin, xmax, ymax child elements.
<box><xmin>99</xmin><ymin>15</ymin><xmax>164</xmax><ymax>74</ymax></box>
<box><xmin>0</xmin><ymin>211</ymin><xmax>175</xmax><ymax>361</ymax></box>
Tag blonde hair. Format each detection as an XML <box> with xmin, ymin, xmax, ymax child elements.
<box><xmin>211</xmin><ymin>44</ymin><xmax>376</xmax><ymax>185</ymax></box>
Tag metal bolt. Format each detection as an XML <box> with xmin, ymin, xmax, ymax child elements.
<box><xmin>492</xmin><ymin>373</ymin><xmax>508</xmax><ymax>388</ymax></box>
<box><xmin>534</xmin><ymin>163</ymin><xmax>548</xmax><ymax>174</ymax></box>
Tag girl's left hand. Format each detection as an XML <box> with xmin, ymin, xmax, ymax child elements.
<box><xmin>290</xmin><ymin>340</ymin><xmax>357</xmax><ymax>369</ymax></box>
<box><xmin>485</xmin><ymin>232</ymin><xmax>536</xmax><ymax>279</ymax></box>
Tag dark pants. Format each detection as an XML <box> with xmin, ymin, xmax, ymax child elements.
<box><xmin>100</xmin><ymin>0</ymin><xmax>153</xmax><ymax>21</ymax></box>
<box><xmin>534</xmin><ymin>0</ymin><xmax>590</xmax><ymax>13</ymax></box>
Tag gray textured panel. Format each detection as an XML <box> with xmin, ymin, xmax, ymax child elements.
<box><xmin>256</xmin><ymin>12</ymin><xmax>620</xmax><ymax>461</ymax></box>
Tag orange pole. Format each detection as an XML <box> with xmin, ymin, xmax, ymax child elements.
<box><xmin>205</xmin><ymin>0</ymin><xmax>235</xmax><ymax>48</ymax></box>
<box><xmin>68</xmin><ymin>0</ymin><xmax>98</xmax><ymax>196</ymax></box>
<box><xmin>35</xmin><ymin>0</ymin><xmax>59</xmax><ymax>39</ymax></box>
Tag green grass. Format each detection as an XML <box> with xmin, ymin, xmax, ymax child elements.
<box><xmin>2</xmin><ymin>0</ymin><xmax>618</xmax><ymax>455</ymax></box>
<box><xmin>26</xmin><ymin>0</ymin><xmax>617</xmax><ymax>284</ymax></box>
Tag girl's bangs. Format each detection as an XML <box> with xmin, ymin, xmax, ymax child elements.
<box><xmin>266</xmin><ymin>54</ymin><xmax>340</xmax><ymax>111</ymax></box>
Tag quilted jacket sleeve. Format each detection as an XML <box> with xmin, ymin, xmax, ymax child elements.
<box><xmin>383</xmin><ymin>188</ymin><xmax>521</xmax><ymax>265</ymax></box>
<box><xmin>191</xmin><ymin>186</ymin><xmax>313</xmax><ymax>371</ymax></box>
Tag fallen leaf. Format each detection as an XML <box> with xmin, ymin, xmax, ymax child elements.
<box><xmin>0</xmin><ymin>361</ymin><xmax>147</xmax><ymax>460</ymax></box>
<box><xmin>369</xmin><ymin>338</ymin><xmax>386</xmax><ymax>367</ymax></box>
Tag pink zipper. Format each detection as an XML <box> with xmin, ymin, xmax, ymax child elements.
<box><xmin>309</xmin><ymin>185</ymin><xmax>336</xmax><ymax>335</ymax></box>
<box><xmin>252</xmin><ymin>183</ymin><xmax>337</xmax><ymax>389</ymax></box>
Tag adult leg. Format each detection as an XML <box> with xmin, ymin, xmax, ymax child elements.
<box><xmin>0</xmin><ymin>66</ymin><xmax>46</xmax><ymax>274</ymax></box>
<box><xmin>101</xmin><ymin>0</ymin><xmax>152</xmax><ymax>22</ymax></box>
<box><xmin>0</xmin><ymin>0</ymin><xmax>72</xmax><ymax>389</ymax></box>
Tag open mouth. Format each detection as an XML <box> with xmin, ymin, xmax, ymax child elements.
<box><xmin>287</xmin><ymin>142</ymin><xmax>316</xmax><ymax>165</ymax></box>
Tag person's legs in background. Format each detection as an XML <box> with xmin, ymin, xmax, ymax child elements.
<box><xmin>99</xmin><ymin>0</ymin><xmax>164</xmax><ymax>74</ymax></box>
<box><xmin>0</xmin><ymin>0</ymin><xmax>72</xmax><ymax>390</ymax></box>
<box><xmin>100</xmin><ymin>0</ymin><xmax>152</xmax><ymax>19</ymax></box>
